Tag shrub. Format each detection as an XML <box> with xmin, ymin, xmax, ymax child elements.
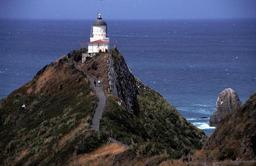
<box><xmin>76</xmin><ymin>132</ymin><xmax>108</xmax><ymax>154</ymax></box>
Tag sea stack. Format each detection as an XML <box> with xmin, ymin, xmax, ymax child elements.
<box><xmin>210</xmin><ymin>88</ymin><xmax>241</xmax><ymax>126</ymax></box>
<box><xmin>204</xmin><ymin>93</ymin><xmax>256</xmax><ymax>161</ymax></box>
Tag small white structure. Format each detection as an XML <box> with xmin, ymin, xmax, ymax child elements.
<box><xmin>88</xmin><ymin>13</ymin><xmax>109</xmax><ymax>54</ymax></box>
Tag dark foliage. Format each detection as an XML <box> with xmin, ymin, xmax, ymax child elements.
<box><xmin>76</xmin><ymin>132</ymin><xmax>108</xmax><ymax>154</ymax></box>
<box><xmin>101</xmin><ymin>84</ymin><xmax>205</xmax><ymax>159</ymax></box>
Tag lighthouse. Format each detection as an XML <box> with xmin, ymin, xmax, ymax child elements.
<box><xmin>88</xmin><ymin>13</ymin><xmax>109</xmax><ymax>54</ymax></box>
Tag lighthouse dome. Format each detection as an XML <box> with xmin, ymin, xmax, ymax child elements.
<box><xmin>93</xmin><ymin>13</ymin><xmax>107</xmax><ymax>26</ymax></box>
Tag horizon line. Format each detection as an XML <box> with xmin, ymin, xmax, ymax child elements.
<box><xmin>1</xmin><ymin>17</ymin><xmax>256</xmax><ymax>21</ymax></box>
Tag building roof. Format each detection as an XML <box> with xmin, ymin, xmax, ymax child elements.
<box><xmin>89</xmin><ymin>40</ymin><xmax>109</xmax><ymax>44</ymax></box>
<box><xmin>93</xmin><ymin>13</ymin><xmax>107</xmax><ymax>26</ymax></box>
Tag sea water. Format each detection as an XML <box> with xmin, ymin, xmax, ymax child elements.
<box><xmin>0</xmin><ymin>19</ymin><xmax>256</xmax><ymax>135</ymax></box>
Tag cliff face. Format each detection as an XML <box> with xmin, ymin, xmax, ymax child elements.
<box><xmin>100</xmin><ymin>82</ymin><xmax>205</xmax><ymax>159</ymax></box>
<box><xmin>78</xmin><ymin>49</ymin><xmax>138</xmax><ymax>113</ymax></box>
<box><xmin>210</xmin><ymin>88</ymin><xmax>241</xmax><ymax>126</ymax></box>
<box><xmin>0</xmin><ymin>48</ymin><xmax>205</xmax><ymax>165</ymax></box>
<box><xmin>108</xmin><ymin>49</ymin><xmax>139</xmax><ymax>113</ymax></box>
<box><xmin>204</xmin><ymin>93</ymin><xmax>256</xmax><ymax>160</ymax></box>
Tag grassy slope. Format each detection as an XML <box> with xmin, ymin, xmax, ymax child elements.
<box><xmin>204</xmin><ymin>93</ymin><xmax>256</xmax><ymax>161</ymax></box>
<box><xmin>101</xmin><ymin>83</ymin><xmax>205</xmax><ymax>159</ymax></box>
<box><xmin>0</xmin><ymin>56</ymin><xmax>97</xmax><ymax>165</ymax></box>
<box><xmin>0</xmin><ymin>48</ymin><xmax>207</xmax><ymax>165</ymax></box>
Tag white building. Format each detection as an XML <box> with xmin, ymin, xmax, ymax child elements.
<box><xmin>88</xmin><ymin>13</ymin><xmax>109</xmax><ymax>54</ymax></box>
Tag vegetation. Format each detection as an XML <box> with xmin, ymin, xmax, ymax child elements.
<box><xmin>204</xmin><ymin>93</ymin><xmax>256</xmax><ymax>161</ymax></box>
<box><xmin>67</xmin><ymin>48</ymin><xmax>87</xmax><ymax>62</ymax></box>
<box><xmin>0</xmin><ymin>48</ymin><xmax>211</xmax><ymax>165</ymax></box>
<box><xmin>101</xmin><ymin>83</ymin><xmax>205</xmax><ymax>159</ymax></box>
<box><xmin>0</xmin><ymin>54</ymin><xmax>97</xmax><ymax>165</ymax></box>
<box><xmin>76</xmin><ymin>131</ymin><xmax>108</xmax><ymax>155</ymax></box>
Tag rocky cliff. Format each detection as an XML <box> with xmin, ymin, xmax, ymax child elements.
<box><xmin>0</xmin><ymin>48</ymin><xmax>205</xmax><ymax>165</ymax></box>
<box><xmin>210</xmin><ymin>88</ymin><xmax>241</xmax><ymax>126</ymax></box>
<box><xmin>107</xmin><ymin>49</ymin><xmax>139</xmax><ymax>113</ymax></box>
<box><xmin>204</xmin><ymin>93</ymin><xmax>256</xmax><ymax>160</ymax></box>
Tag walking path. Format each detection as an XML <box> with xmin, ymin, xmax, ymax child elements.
<box><xmin>75</xmin><ymin>65</ymin><xmax>106</xmax><ymax>131</ymax></box>
<box><xmin>89</xmin><ymin>77</ymin><xmax>106</xmax><ymax>131</ymax></box>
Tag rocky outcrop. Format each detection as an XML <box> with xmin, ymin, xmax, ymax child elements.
<box><xmin>79</xmin><ymin>48</ymin><xmax>138</xmax><ymax>113</ymax></box>
<box><xmin>107</xmin><ymin>48</ymin><xmax>139</xmax><ymax>113</ymax></box>
<box><xmin>204</xmin><ymin>93</ymin><xmax>256</xmax><ymax>161</ymax></box>
<box><xmin>210</xmin><ymin>88</ymin><xmax>241</xmax><ymax>126</ymax></box>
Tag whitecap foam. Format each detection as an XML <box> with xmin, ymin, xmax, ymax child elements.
<box><xmin>192</xmin><ymin>122</ymin><xmax>216</xmax><ymax>130</ymax></box>
<box><xmin>192</xmin><ymin>103</ymin><xmax>212</xmax><ymax>108</ymax></box>
<box><xmin>186</xmin><ymin>118</ymin><xmax>197</xmax><ymax>121</ymax></box>
<box><xmin>177</xmin><ymin>106</ymin><xmax>214</xmax><ymax>115</ymax></box>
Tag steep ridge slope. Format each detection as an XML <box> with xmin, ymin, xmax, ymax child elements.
<box><xmin>0</xmin><ymin>48</ymin><xmax>205</xmax><ymax>165</ymax></box>
<box><xmin>204</xmin><ymin>93</ymin><xmax>256</xmax><ymax>161</ymax></box>
<box><xmin>108</xmin><ymin>49</ymin><xmax>139</xmax><ymax>113</ymax></box>
<box><xmin>0</xmin><ymin>55</ymin><xmax>97</xmax><ymax>165</ymax></box>
<box><xmin>100</xmin><ymin>49</ymin><xmax>205</xmax><ymax>159</ymax></box>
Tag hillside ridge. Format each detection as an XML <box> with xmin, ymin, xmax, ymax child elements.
<box><xmin>0</xmin><ymin>48</ymin><xmax>205</xmax><ymax>165</ymax></box>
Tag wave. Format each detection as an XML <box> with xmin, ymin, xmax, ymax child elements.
<box><xmin>192</xmin><ymin>122</ymin><xmax>215</xmax><ymax>130</ymax></box>
<box><xmin>192</xmin><ymin>103</ymin><xmax>212</xmax><ymax>107</ymax></box>
<box><xmin>178</xmin><ymin>106</ymin><xmax>213</xmax><ymax>115</ymax></box>
<box><xmin>187</xmin><ymin>117</ymin><xmax>209</xmax><ymax>121</ymax></box>
<box><xmin>186</xmin><ymin>118</ymin><xmax>197</xmax><ymax>121</ymax></box>
<box><xmin>196</xmin><ymin>108</ymin><xmax>213</xmax><ymax>115</ymax></box>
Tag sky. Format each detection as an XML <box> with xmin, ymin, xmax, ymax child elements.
<box><xmin>0</xmin><ymin>0</ymin><xmax>256</xmax><ymax>20</ymax></box>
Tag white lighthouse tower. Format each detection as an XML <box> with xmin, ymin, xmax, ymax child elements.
<box><xmin>88</xmin><ymin>13</ymin><xmax>109</xmax><ymax>54</ymax></box>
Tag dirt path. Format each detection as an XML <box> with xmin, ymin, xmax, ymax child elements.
<box><xmin>89</xmin><ymin>77</ymin><xmax>107</xmax><ymax>131</ymax></box>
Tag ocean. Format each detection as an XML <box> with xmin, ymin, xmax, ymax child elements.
<box><xmin>0</xmin><ymin>19</ymin><xmax>256</xmax><ymax>135</ymax></box>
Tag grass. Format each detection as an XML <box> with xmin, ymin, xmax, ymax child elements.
<box><xmin>0</xmin><ymin>52</ymin><xmax>97</xmax><ymax>164</ymax></box>
<box><xmin>0</xmin><ymin>48</ymin><xmax>207</xmax><ymax>164</ymax></box>
<box><xmin>100</xmin><ymin>83</ymin><xmax>205</xmax><ymax>159</ymax></box>
<box><xmin>204</xmin><ymin>93</ymin><xmax>256</xmax><ymax>161</ymax></box>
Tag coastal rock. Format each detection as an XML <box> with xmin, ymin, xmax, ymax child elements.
<box><xmin>108</xmin><ymin>48</ymin><xmax>139</xmax><ymax>113</ymax></box>
<box><xmin>210</xmin><ymin>88</ymin><xmax>241</xmax><ymax>126</ymax></box>
<box><xmin>204</xmin><ymin>93</ymin><xmax>256</xmax><ymax>160</ymax></box>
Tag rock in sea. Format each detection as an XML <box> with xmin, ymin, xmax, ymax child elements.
<box><xmin>209</xmin><ymin>88</ymin><xmax>241</xmax><ymax>126</ymax></box>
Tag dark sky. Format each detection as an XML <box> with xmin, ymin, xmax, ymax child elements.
<box><xmin>1</xmin><ymin>0</ymin><xmax>256</xmax><ymax>20</ymax></box>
